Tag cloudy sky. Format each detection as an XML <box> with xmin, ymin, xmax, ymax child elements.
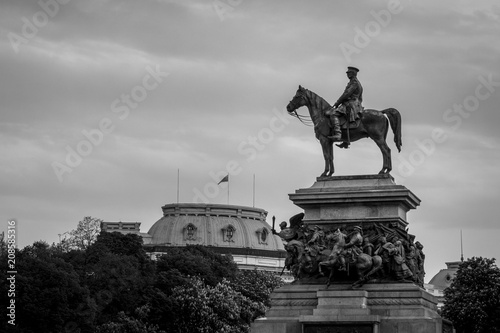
<box><xmin>1</xmin><ymin>0</ymin><xmax>499</xmax><ymax>282</ymax></box>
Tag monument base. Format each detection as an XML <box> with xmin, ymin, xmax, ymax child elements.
<box><xmin>251</xmin><ymin>283</ymin><xmax>453</xmax><ymax>333</ymax></box>
<box><xmin>254</xmin><ymin>175</ymin><xmax>454</xmax><ymax>332</ymax></box>
<box><xmin>289</xmin><ymin>174</ymin><xmax>421</xmax><ymax>231</ymax></box>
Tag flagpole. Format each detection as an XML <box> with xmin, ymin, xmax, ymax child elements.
<box><xmin>217</xmin><ymin>175</ymin><xmax>230</xmax><ymax>204</ymax></box>
<box><xmin>253</xmin><ymin>174</ymin><xmax>255</xmax><ymax>207</ymax></box>
<box><xmin>460</xmin><ymin>229</ymin><xmax>464</xmax><ymax>262</ymax></box>
<box><xmin>177</xmin><ymin>169</ymin><xmax>180</xmax><ymax>204</ymax></box>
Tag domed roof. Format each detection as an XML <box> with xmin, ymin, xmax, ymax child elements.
<box><xmin>146</xmin><ymin>203</ymin><xmax>285</xmax><ymax>252</ymax></box>
<box><xmin>428</xmin><ymin>261</ymin><xmax>461</xmax><ymax>290</ymax></box>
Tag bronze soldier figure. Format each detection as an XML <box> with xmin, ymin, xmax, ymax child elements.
<box><xmin>341</xmin><ymin>225</ymin><xmax>363</xmax><ymax>271</ymax></box>
<box><xmin>328</xmin><ymin>66</ymin><xmax>364</xmax><ymax>148</ymax></box>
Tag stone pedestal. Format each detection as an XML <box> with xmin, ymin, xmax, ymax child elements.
<box><xmin>251</xmin><ymin>175</ymin><xmax>453</xmax><ymax>332</ymax></box>
<box><xmin>252</xmin><ymin>283</ymin><xmax>450</xmax><ymax>333</ymax></box>
<box><xmin>289</xmin><ymin>174</ymin><xmax>420</xmax><ymax>230</ymax></box>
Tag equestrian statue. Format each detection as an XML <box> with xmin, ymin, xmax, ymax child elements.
<box><xmin>286</xmin><ymin>67</ymin><xmax>402</xmax><ymax>176</ymax></box>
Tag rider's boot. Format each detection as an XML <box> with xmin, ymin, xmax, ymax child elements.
<box><xmin>328</xmin><ymin>116</ymin><xmax>342</xmax><ymax>141</ymax></box>
<box><xmin>336</xmin><ymin>142</ymin><xmax>350</xmax><ymax>149</ymax></box>
<box><xmin>330</xmin><ymin>116</ymin><xmax>350</xmax><ymax>148</ymax></box>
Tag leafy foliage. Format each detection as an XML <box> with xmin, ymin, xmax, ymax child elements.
<box><xmin>65</xmin><ymin>216</ymin><xmax>102</xmax><ymax>251</ymax></box>
<box><xmin>442</xmin><ymin>257</ymin><xmax>500</xmax><ymax>333</ymax></box>
<box><xmin>155</xmin><ymin>245</ymin><xmax>238</xmax><ymax>286</ymax></box>
<box><xmin>170</xmin><ymin>278</ymin><xmax>258</xmax><ymax>333</ymax></box>
<box><xmin>96</xmin><ymin>306</ymin><xmax>165</xmax><ymax>333</ymax></box>
<box><xmin>3</xmin><ymin>224</ymin><xmax>284</xmax><ymax>333</ymax></box>
<box><xmin>0</xmin><ymin>241</ymin><xmax>93</xmax><ymax>333</ymax></box>
<box><xmin>231</xmin><ymin>269</ymin><xmax>284</xmax><ymax>319</ymax></box>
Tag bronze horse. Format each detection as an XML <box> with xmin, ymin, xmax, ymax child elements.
<box><xmin>318</xmin><ymin>229</ymin><xmax>383</xmax><ymax>288</ymax></box>
<box><xmin>318</xmin><ymin>229</ymin><xmax>346</xmax><ymax>286</ymax></box>
<box><xmin>286</xmin><ymin>86</ymin><xmax>402</xmax><ymax>176</ymax></box>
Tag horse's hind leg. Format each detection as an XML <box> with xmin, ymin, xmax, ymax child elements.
<box><xmin>373</xmin><ymin>138</ymin><xmax>391</xmax><ymax>174</ymax></box>
<box><xmin>363</xmin><ymin>256</ymin><xmax>383</xmax><ymax>280</ymax></box>
<box><xmin>366</xmin><ymin>115</ymin><xmax>392</xmax><ymax>174</ymax></box>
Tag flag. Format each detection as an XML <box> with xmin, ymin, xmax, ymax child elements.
<box><xmin>218</xmin><ymin>174</ymin><xmax>229</xmax><ymax>185</ymax></box>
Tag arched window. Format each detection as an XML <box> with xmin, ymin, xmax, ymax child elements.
<box><xmin>256</xmin><ymin>227</ymin><xmax>269</xmax><ymax>244</ymax></box>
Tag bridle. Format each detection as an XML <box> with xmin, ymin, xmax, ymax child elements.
<box><xmin>288</xmin><ymin>93</ymin><xmax>314</xmax><ymax>127</ymax></box>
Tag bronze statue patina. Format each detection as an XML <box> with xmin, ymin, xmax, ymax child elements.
<box><xmin>273</xmin><ymin>214</ymin><xmax>424</xmax><ymax>287</ymax></box>
<box><xmin>286</xmin><ymin>69</ymin><xmax>402</xmax><ymax>176</ymax></box>
<box><xmin>329</xmin><ymin>66</ymin><xmax>363</xmax><ymax>147</ymax></box>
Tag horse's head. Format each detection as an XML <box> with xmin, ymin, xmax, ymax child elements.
<box><xmin>286</xmin><ymin>85</ymin><xmax>308</xmax><ymax>114</ymax></box>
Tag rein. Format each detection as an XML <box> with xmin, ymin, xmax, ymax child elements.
<box><xmin>292</xmin><ymin>110</ymin><xmax>314</xmax><ymax>127</ymax></box>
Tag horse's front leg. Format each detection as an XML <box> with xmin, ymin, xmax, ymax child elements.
<box><xmin>321</xmin><ymin>159</ymin><xmax>328</xmax><ymax>177</ymax></box>
<box><xmin>320</xmin><ymin>138</ymin><xmax>329</xmax><ymax>177</ymax></box>
<box><xmin>327</xmin><ymin>140</ymin><xmax>334</xmax><ymax>176</ymax></box>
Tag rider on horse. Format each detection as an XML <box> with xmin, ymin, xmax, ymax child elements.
<box><xmin>340</xmin><ymin>225</ymin><xmax>364</xmax><ymax>271</ymax></box>
<box><xmin>328</xmin><ymin>66</ymin><xmax>364</xmax><ymax>148</ymax></box>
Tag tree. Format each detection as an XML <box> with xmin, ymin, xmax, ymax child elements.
<box><xmin>147</xmin><ymin>246</ymin><xmax>239</xmax><ymax>331</ymax></box>
<box><xmin>230</xmin><ymin>269</ymin><xmax>284</xmax><ymax>319</ymax></box>
<box><xmin>170</xmin><ymin>278</ymin><xmax>259</xmax><ymax>333</ymax></box>
<box><xmin>146</xmin><ymin>246</ymin><xmax>284</xmax><ymax>332</ymax></box>
<box><xmin>96</xmin><ymin>305</ymin><xmax>165</xmax><ymax>333</ymax></box>
<box><xmin>2</xmin><ymin>235</ymin><xmax>283</xmax><ymax>333</ymax></box>
<box><xmin>155</xmin><ymin>245</ymin><xmax>238</xmax><ymax>287</ymax></box>
<box><xmin>93</xmin><ymin>231</ymin><xmax>149</xmax><ymax>260</ymax></box>
<box><xmin>67</xmin><ymin>216</ymin><xmax>102</xmax><ymax>251</ymax></box>
<box><xmin>0</xmin><ymin>231</ymin><xmax>7</xmax><ymax>256</ymax></box>
<box><xmin>0</xmin><ymin>241</ymin><xmax>93</xmax><ymax>333</ymax></box>
<box><xmin>83</xmin><ymin>233</ymin><xmax>155</xmax><ymax>326</ymax></box>
<box><xmin>442</xmin><ymin>257</ymin><xmax>500</xmax><ymax>333</ymax></box>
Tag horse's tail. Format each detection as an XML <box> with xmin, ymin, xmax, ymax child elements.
<box><xmin>382</xmin><ymin>108</ymin><xmax>402</xmax><ymax>152</ymax></box>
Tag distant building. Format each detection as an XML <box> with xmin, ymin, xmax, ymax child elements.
<box><xmin>101</xmin><ymin>203</ymin><xmax>291</xmax><ymax>282</ymax></box>
<box><xmin>425</xmin><ymin>261</ymin><xmax>461</xmax><ymax>309</ymax></box>
<box><xmin>100</xmin><ymin>221</ymin><xmax>152</xmax><ymax>243</ymax></box>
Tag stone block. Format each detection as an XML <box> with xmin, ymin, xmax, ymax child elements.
<box><xmin>316</xmin><ymin>290</ymin><xmax>369</xmax><ymax>308</ymax></box>
<box><xmin>380</xmin><ymin>317</ymin><xmax>443</xmax><ymax>333</ymax></box>
<box><xmin>251</xmin><ymin>318</ymin><xmax>302</xmax><ymax>333</ymax></box>
<box><xmin>289</xmin><ymin>174</ymin><xmax>421</xmax><ymax>230</ymax></box>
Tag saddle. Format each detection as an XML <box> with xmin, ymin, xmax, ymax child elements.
<box><xmin>338</xmin><ymin>112</ymin><xmax>362</xmax><ymax>129</ymax></box>
<box><xmin>325</xmin><ymin>104</ymin><xmax>363</xmax><ymax>130</ymax></box>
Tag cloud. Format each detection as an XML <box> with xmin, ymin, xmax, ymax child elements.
<box><xmin>1</xmin><ymin>0</ymin><xmax>499</xmax><ymax>285</ymax></box>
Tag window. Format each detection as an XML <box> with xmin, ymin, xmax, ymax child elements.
<box><xmin>256</xmin><ymin>227</ymin><xmax>269</xmax><ymax>245</ymax></box>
